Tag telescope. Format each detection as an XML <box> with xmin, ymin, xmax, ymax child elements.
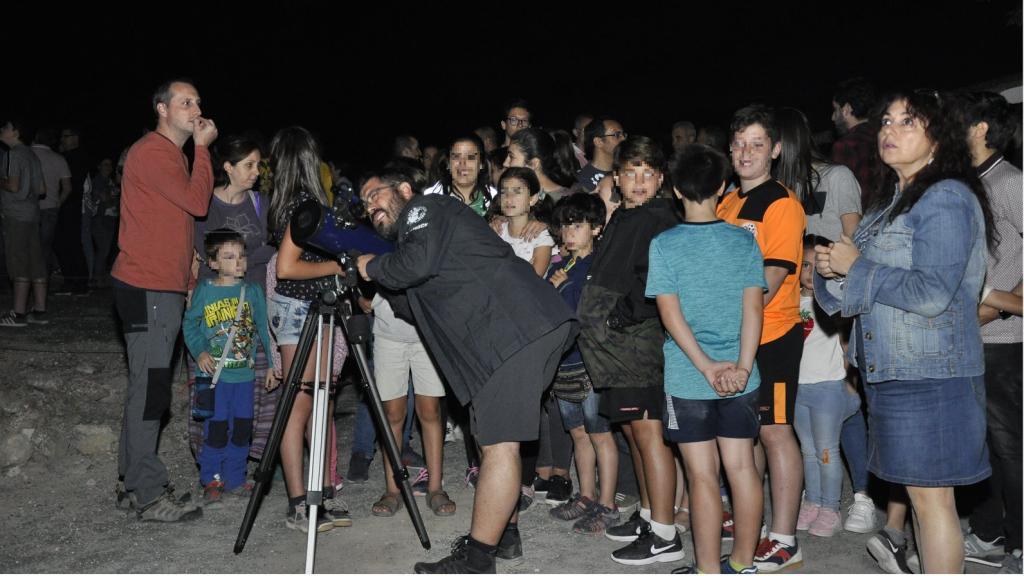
<box><xmin>289</xmin><ymin>199</ymin><xmax>393</xmax><ymax>259</ymax></box>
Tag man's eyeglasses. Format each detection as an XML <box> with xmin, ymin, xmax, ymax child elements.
<box><xmin>505</xmin><ymin>117</ymin><xmax>530</xmax><ymax>128</ymax></box>
<box><xmin>602</xmin><ymin>131</ymin><xmax>627</xmax><ymax>140</ymax></box>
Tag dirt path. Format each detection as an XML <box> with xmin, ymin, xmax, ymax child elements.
<box><xmin>0</xmin><ymin>290</ymin><xmax>1001</xmax><ymax>574</ymax></box>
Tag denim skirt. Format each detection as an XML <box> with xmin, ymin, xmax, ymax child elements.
<box><xmin>864</xmin><ymin>375</ymin><xmax>991</xmax><ymax>487</ymax></box>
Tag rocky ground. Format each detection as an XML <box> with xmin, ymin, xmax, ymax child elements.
<box><xmin>0</xmin><ymin>289</ymin><xmax>1005</xmax><ymax>574</ymax></box>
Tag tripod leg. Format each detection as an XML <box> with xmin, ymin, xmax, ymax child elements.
<box><xmin>304</xmin><ymin>315</ymin><xmax>335</xmax><ymax>573</ymax></box>
<box><xmin>235</xmin><ymin>300</ymin><xmax>323</xmax><ymax>555</ymax></box>
<box><xmin>350</xmin><ymin>340</ymin><xmax>432</xmax><ymax>550</ymax></box>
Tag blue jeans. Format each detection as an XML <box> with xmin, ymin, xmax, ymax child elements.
<box><xmin>840</xmin><ymin>392</ymin><xmax>870</xmax><ymax>493</ymax></box>
<box><xmin>794</xmin><ymin>380</ymin><xmax>857</xmax><ymax>510</ymax></box>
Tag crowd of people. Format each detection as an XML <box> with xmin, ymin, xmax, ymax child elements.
<box><xmin>3</xmin><ymin>75</ymin><xmax>1020</xmax><ymax>574</ymax></box>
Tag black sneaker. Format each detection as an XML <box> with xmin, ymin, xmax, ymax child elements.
<box><xmin>532</xmin><ymin>474</ymin><xmax>551</xmax><ymax>498</ymax></box>
<box><xmin>496</xmin><ymin>524</ymin><xmax>523</xmax><ymax>563</ymax></box>
<box><xmin>414</xmin><ymin>536</ymin><xmax>496</xmax><ymax>574</ymax></box>
<box><xmin>610</xmin><ymin>523</ymin><xmax>685</xmax><ymax>566</ymax></box>
<box><xmin>347</xmin><ymin>453</ymin><xmax>373</xmax><ymax>483</ymax></box>
<box><xmin>866</xmin><ymin>530</ymin><xmax>912</xmax><ymax>574</ymax></box>
<box><xmin>544</xmin><ymin>474</ymin><xmax>572</xmax><ymax>505</ymax></box>
<box><xmin>606</xmin><ymin>509</ymin><xmax>650</xmax><ymax>542</ymax></box>
<box><xmin>26</xmin><ymin>310</ymin><xmax>49</xmax><ymax>325</ymax></box>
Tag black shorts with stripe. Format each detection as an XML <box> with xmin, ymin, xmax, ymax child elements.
<box><xmin>755</xmin><ymin>323</ymin><xmax>803</xmax><ymax>426</ymax></box>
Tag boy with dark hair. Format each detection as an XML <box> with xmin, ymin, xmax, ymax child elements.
<box><xmin>183</xmin><ymin>228</ymin><xmax>275</xmax><ymax>502</ymax></box>
<box><xmin>719</xmin><ymin>105</ymin><xmax>806</xmax><ymax>572</ymax></box>
<box><xmin>546</xmin><ymin>193</ymin><xmax>621</xmax><ymax>535</ymax></box>
<box><xmin>577</xmin><ymin>136</ymin><xmax>683</xmax><ymax>566</ymax></box>
<box><xmin>650</xmin><ymin>144</ymin><xmax>766</xmax><ymax>574</ymax></box>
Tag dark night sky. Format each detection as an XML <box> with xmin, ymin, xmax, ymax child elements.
<box><xmin>9</xmin><ymin>2</ymin><xmax>1022</xmax><ymax>173</ymax></box>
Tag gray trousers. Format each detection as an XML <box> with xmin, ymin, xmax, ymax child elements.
<box><xmin>114</xmin><ymin>285</ymin><xmax>185</xmax><ymax>506</ymax></box>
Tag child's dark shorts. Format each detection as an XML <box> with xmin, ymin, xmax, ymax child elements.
<box><xmin>664</xmin><ymin>391</ymin><xmax>760</xmax><ymax>444</ymax></box>
<box><xmin>755</xmin><ymin>323</ymin><xmax>803</xmax><ymax>426</ymax></box>
<box><xmin>599</xmin><ymin>385</ymin><xmax>665</xmax><ymax>423</ymax></box>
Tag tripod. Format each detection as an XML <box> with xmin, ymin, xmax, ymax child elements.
<box><xmin>235</xmin><ymin>270</ymin><xmax>430</xmax><ymax>572</ymax></box>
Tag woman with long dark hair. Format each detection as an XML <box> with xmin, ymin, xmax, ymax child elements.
<box><xmin>267</xmin><ymin>126</ymin><xmax>351</xmax><ymax>533</ymax></box>
<box><xmin>423</xmin><ymin>134</ymin><xmax>496</xmax><ymax>217</ymax></box>
<box><xmin>505</xmin><ymin>127</ymin><xmax>580</xmax><ymax>204</ymax></box>
<box><xmin>814</xmin><ymin>90</ymin><xmax>994</xmax><ymax>573</ymax></box>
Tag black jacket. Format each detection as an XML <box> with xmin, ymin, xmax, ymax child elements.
<box><xmin>366</xmin><ymin>194</ymin><xmax>576</xmax><ymax>405</ymax></box>
<box><xmin>577</xmin><ymin>198</ymin><xmax>680</xmax><ymax>389</ymax></box>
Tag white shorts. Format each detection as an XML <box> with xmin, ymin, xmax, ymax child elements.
<box><xmin>373</xmin><ymin>336</ymin><xmax>445</xmax><ymax>401</ymax></box>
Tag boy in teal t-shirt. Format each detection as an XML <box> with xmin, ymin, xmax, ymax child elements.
<box><xmin>184</xmin><ymin>229</ymin><xmax>274</xmax><ymax>500</ymax></box>
<box><xmin>646</xmin><ymin>145</ymin><xmax>766</xmax><ymax>574</ymax></box>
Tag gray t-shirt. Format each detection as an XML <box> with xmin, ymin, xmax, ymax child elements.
<box><xmin>805</xmin><ymin>162</ymin><xmax>861</xmax><ymax>242</ymax></box>
<box><xmin>3</xmin><ymin>144</ymin><xmax>44</xmax><ymax>222</ymax></box>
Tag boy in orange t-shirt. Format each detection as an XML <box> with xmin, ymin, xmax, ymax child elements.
<box><xmin>717</xmin><ymin>105</ymin><xmax>806</xmax><ymax>572</ymax></box>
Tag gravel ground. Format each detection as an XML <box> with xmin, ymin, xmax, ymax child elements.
<box><xmin>0</xmin><ymin>289</ymin><xmax>1004</xmax><ymax>574</ymax></box>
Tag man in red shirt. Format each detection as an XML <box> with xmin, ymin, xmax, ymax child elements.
<box><xmin>112</xmin><ymin>79</ymin><xmax>218</xmax><ymax>522</ymax></box>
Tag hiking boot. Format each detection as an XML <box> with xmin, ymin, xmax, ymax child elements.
<box><xmin>753</xmin><ymin>537</ymin><xmax>803</xmax><ymax>573</ymax></box>
<box><xmin>844</xmin><ymin>492</ymin><xmax>877</xmax><ymax>533</ymax></box>
<box><xmin>285</xmin><ymin>503</ymin><xmax>334</xmax><ymax>534</ymax></box>
<box><xmin>550</xmin><ymin>494</ymin><xmax>595</xmax><ymax>521</ymax></box>
<box><xmin>0</xmin><ymin>311</ymin><xmax>28</xmax><ymax>328</ymax></box>
<box><xmin>137</xmin><ymin>489</ymin><xmax>203</xmax><ymax>522</ymax></box>
<box><xmin>544</xmin><ymin>474</ymin><xmax>572</xmax><ymax>505</ymax></box>
<box><xmin>866</xmin><ymin>530</ymin><xmax>912</xmax><ymax>574</ymax></box>
<box><xmin>347</xmin><ymin>453</ymin><xmax>373</xmax><ymax>484</ymax></box>
<box><xmin>808</xmin><ymin>507</ymin><xmax>841</xmax><ymax>537</ymax></box>
<box><xmin>796</xmin><ymin>500</ymin><xmax>821</xmax><ymax>531</ymax></box>
<box><xmin>605</xmin><ymin>509</ymin><xmax>651</xmax><ymax>543</ymax></box>
<box><xmin>414</xmin><ymin>536</ymin><xmax>496</xmax><ymax>574</ymax></box>
<box><xmin>964</xmin><ymin>529</ymin><xmax>1006</xmax><ymax>567</ymax></box>
<box><xmin>610</xmin><ymin>523</ymin><xmax>685</xmax><ymax>565</ymax></box>
<box><xmin>496</xmin><ymin>524</ymin><xmax>523</xmax><ymax>563</ymax></box>
<box><xmin>573</xmin><ymin>502</ymin><xmax>620</xmax><ymax>535</ymax></box>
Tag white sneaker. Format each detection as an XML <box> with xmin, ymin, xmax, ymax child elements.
<box><xmin>844</xmin><ymin>492</ymin><xmax>877</xmax><ymax>533</ymax></box>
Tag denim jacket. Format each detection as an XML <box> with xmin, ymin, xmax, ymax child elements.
<box><xmin>814</xmin><ymin>179</ymin><xmax>986</xmax><ymax>382</ymax></box>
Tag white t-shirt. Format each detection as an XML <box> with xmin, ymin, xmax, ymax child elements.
<box><xmin>371</xmin><ymin>293</ymin><xmax>421</xmax><ymax>344</ymax></box>
<box><xmin>805</xmin><ymin>163</ymin><xmax>862</xmax><ymax>242</ymax></box>
<box><xmin>798</xmin><ymin>295</ymin><xmax>847</xmax><ymax>384</ymax></box>
<box><xmin>498</xmin><ymin>221</ymin><xmax>554</xmax><ymax>263</ymax></box>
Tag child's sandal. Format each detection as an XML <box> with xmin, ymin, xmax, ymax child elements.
<box><xmin>371</xmin><ymin>492</ymin><xmax>402</xmax><ymax>517</ymax></box>
<box><xmin>427</xmin><ymin>490</ymin><xmax>456</xmax><ymax>516</ymax></box>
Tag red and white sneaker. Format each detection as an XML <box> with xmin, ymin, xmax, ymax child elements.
<box><xmin>753</xmin><ymin>537</ymin><xmax>803</xmax><ymax>573</ymax></box>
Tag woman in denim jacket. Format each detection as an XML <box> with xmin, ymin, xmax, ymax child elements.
<box><xmin>814</xmin><ymin>90</ymin><xmax>996</xmax><ymax>573</ymax></box>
